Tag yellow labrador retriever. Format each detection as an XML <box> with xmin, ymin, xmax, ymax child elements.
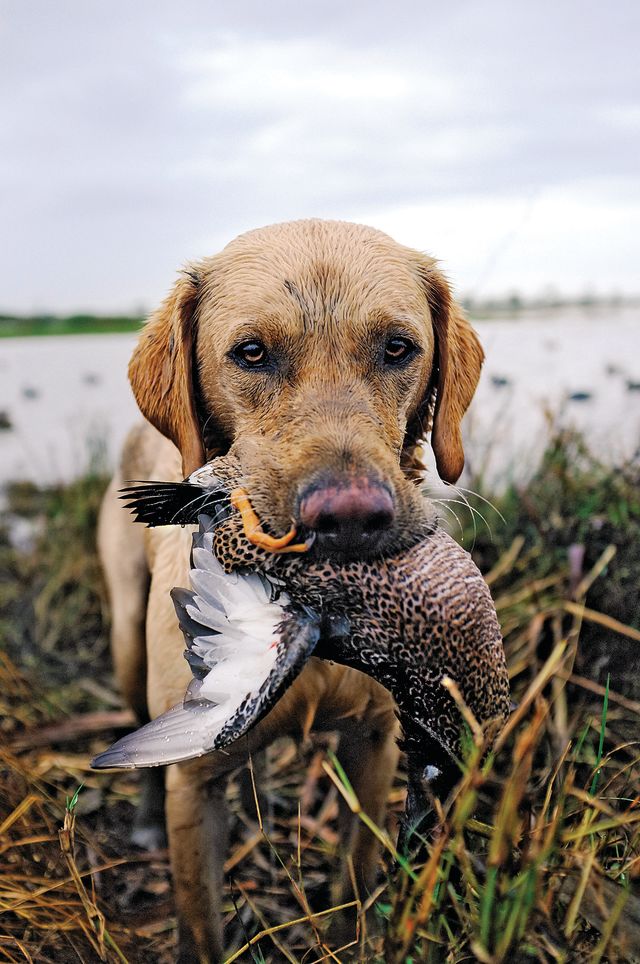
<box><xmin>98</xmin><ymin>219</ymin><xmax>483</xmax><ymax>961</ymax></box>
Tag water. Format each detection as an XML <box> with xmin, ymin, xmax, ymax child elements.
<box><xmin>0</xmin><ymin>332</ymin><xmax>138</xmax><ymax>486</ymax></box>
<box><xmin>461</xmin><ymin>310</ymin><xmax>640</xmax><ymax>484</ymax></box>
<box><xmin>1</xmin><ymin>310</ymin><xmax>638</xmax><ymax>488</ymax></box>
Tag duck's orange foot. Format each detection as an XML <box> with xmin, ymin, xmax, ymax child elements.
<box><xmin>230</xmin><ymin>488</ymin><xmax>312</xmax><ymax>554</ymax></box>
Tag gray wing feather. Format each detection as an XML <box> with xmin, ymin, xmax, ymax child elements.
<box><xmin>91</xmin><ymin>615</ymin><xmax>320</xmax><ymax>769</ymax></box>
<box><xmin>91</xmin><ymin>700</ymin><xmax>218</xmax><ymax>769</ymax></box>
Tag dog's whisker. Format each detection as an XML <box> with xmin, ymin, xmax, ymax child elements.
<box><xmin>427</xmin><ymin>477</ymin><xmax>499</xmax><ymax>544</ymax></box>
<box><xmin>434</xmin><ymin>496</ymin><xmax>485</xmax><ymax>547</ymax></box>
<box><xmin>431</xmin><ymin>498</ymin><xmax>465</xmax><ymax>541</ymax></box>
<box><xmin>200</xmin><ymin>412</ymin><xmax>219</xmax><ymax>449</ymax></box>
<box><xmin>436</xmin><ymin>485</ymin><xmax>482</xmax><ymax>543</ymax></box>
<box><xmin>442</xmin><ymin>481</ymin><xmax>507</xmax><ymax>526</ymax></box>
<box><xmin>448</xmin><ymin>495</ymin><xmax>494</xmax><ymax>543</ymax></box>
<box><xmin>436</xmin><ymin>495</ymin><xmax>495</xmax><ymax>547</ymax></box>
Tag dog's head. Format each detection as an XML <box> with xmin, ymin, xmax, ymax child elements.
<box><xmin>129</xmin><ymin>220</ymin><xmax>483</xmax><ymax>559</ymax></box>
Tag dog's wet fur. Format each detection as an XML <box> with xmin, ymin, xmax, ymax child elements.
<box><xmin>98</xmin><ymin>220</ymin><xmax>484</xmax><ymax>961</ymax></box>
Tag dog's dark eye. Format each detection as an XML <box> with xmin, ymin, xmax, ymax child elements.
<box><xmin>232</xmin><ymin>340</ymin><xmax>268</xmax><ymax>368</ymax></box>
<box><xmin>384</xmin><ymin>336</ymin><xmax>416</xmax><ymax>365</ymax></box>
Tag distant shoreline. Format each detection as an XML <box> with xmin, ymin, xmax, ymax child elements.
<box><xmin>1</xmin><ymin>298</ymin><xmax>639</xmax><ymax>338</ymax></box>
<box><xmin>0</xmin><ymin>315</ymin><xmax>143</xmax><ymax>338</ymax></box>
<box><xmin>461</xmin><ymin>296</ymin><xmax>640</xmax><ymax>321</ymax></box>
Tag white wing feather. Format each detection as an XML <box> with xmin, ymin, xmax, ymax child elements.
<box><xmin>92</xmin><ymin>516</ymin><xmax>319</xmax><ymax>769</ymax></box>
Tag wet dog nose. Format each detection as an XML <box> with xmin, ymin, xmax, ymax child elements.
<box><xmin>299</xmin><ymin>479</ymin><xmax>395</xmax><ymax>556</ymax></box>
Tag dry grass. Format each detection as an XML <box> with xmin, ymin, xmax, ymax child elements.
<box><xmin>1</xmin><ymin>431</ymin><xmax>639</xmax><ymax>962</ymax></box>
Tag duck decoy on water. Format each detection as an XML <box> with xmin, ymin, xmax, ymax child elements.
<box><xmin>490</xmin><ymin>374</ymin><xmax>511</xmax><ymax>389</ymax></box>
<box><xmin>92</xmin><ymin>452</ymin><xmax>510</xmax><ymax>838</ymax></box>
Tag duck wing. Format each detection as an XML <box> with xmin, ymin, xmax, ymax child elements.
<box><xmin>91</xmin><ymin>516</ymin><xmax>320</xmax><ymax>769</ymax></box>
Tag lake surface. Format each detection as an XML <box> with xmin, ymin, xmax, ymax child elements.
<box><xmin>1</xmin><ymin>309</ymin><xmax>639</xmax><ymax>489</ymax></box>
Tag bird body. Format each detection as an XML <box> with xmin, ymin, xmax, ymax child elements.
<box><xmin>93</xmin><ymin>453</ymin><xmax>510</xmax><ymax>824</ymax></box>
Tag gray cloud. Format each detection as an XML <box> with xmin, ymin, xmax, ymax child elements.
<box><xmin>0</xmin><ymin>0</ymin><xmax>638</xmax><ymax>310</ymax></box>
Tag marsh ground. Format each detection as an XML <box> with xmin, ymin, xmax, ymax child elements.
<box><xmin>1</xmin><ymin>431</ymin><xmax>639</xmax><ymax>962</ymax></box>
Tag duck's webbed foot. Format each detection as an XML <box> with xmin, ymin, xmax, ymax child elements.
<box><xmin>211</xmin><ymin>495</ymin><xmax>313</xmax><ymax>573</ymax></box>
<box><xmin>398</xmin><ymin>762</ymin><xmax>459</xmax><ymax>858</ymax></box>
<box><xmin>230</xmin><ymin>487</ymin><xmax>313</xmax><ymax>554</ymax></box>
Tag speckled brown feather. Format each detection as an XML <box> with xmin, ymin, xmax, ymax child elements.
<box><xmin>213</xmin><ymin>485</ymin><xmax>510</xmax><ymax>770</ymax></box>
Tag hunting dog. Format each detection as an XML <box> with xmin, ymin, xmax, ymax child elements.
<box><xmin>98</xmin><ymin>219</ymin><xmax>483</xmax><ymax>961</ymax></box>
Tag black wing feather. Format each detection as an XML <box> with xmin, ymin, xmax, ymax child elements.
<box><xmin>119</xmin><ymin>481</ymin><xmax>231</xmax><ymax>527</ymax></box>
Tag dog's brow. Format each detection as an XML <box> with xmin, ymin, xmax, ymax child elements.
<box><xmin>283</xmin><ymin>279</ymin><xmax>314</xmax><ymax>333</ymax></box>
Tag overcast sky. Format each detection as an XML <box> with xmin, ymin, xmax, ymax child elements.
<box><xmin>1</xmin><ymin>0</ymin><xmax>638</xmax><ymax>313</ymax></box>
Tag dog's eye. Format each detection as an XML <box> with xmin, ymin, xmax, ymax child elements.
<box><xmin>232</xmin><ymin>340</ymin><xmax>268</xmax><ymax>368</ymax></box>
<box><xmin>384</xmin><ymin>336</ymin><xmax>416</xmax><ymax>365</ymax></box>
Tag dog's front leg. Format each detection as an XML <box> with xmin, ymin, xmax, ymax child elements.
<box><xmin>165</xmin><ymin>758</ymin><xmax>230</xmax><ymax>964</ymax></box>
<box><xmin>163</xmin><ymin>681</ymin><xmax>319</xmax><ymax>962</ymax></box>
<box><xmin>331</xmin><ymin>700</ymin><xmax>400</xmax><ymax>952</ymax></box>
<box><xmin>335</xmin><ymin>711</ymin><xmax>400</xmax><ymax>900</ymax></box>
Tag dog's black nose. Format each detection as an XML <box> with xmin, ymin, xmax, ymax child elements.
<box><xmin>298</xmin><ymin>479</ymin><xmax>395</xmax><ymax>556</ymax></box>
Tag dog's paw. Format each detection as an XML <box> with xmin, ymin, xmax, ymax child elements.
<box><xmin>130</xmin><ymin>820</ymin><xmax>167</xmax><ymax>852</ymax></box>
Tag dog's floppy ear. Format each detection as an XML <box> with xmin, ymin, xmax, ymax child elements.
<box><xmin>129</xmin><ymin>270</ymin><xmax>206</xmax><ymax>478</ymax></box>
<box><xmin>412</xmin><ymin>259</ymin><xmax>484</xmax><ymax>483</ymax></box>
